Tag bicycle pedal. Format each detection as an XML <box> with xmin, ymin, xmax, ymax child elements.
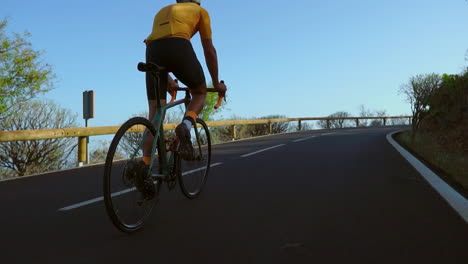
<box><xmin>167</xmin><ymin>136</ymin><xmax>179</xmax><ymax>152</ymax></box>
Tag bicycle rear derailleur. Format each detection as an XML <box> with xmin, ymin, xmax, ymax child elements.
<box><xmin>124</xmin><ymin>160</ymin><xmax>156</xmax><ymax>203</ymax></box>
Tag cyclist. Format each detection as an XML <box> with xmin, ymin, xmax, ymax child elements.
<box><xmin>143</xmin><ymin>0</ymin><xmax>226</xmax><ymax>164</ymax></box>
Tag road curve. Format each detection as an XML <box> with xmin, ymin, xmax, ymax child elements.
<box><xmin>0</xmin><ymin>126</ymin><xmax>467</xmax><ymax>264</ymax></box>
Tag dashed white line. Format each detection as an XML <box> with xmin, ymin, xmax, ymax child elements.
<box><xmin>293</xmin><ymin>136</ymin><xmax>317</xmax><ymax>142</ymax></box>
<box><xmin>292</xmin><ymin>132</ymin><xmax>337</xmax><ymax>143</ymax></box>
<box><xmin>59</xmin><ymin>197</ymin><xmax>105</xmax><ymax>212</ymax></box>
<box><xmin>240</xmin><ymin>144</ymin><xmax>285</xmax><ymax>158</ymax></box>
<box><xmin>182</xmin><ymin>162</ymin><xmax>223</xmax><ymax>176</ymax></box>
<box><xmin>58</xmin><ymin>162</ymin><xmax>223</xmax><ymax>212</ymax></box>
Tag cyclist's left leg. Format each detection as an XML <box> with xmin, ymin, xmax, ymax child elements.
<box><xmin>142</xmin><ymin>99</ymin><xmax>166</xmax><ymax>165</ymax></box>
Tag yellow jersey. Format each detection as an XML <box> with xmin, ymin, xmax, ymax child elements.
<box><xmin>145</xmin><ymin>3</ymin><xmax>212</xmax><ymax>43</ymax></box>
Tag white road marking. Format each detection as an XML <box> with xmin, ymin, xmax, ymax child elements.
<box><xmin>387</xmin><ymin>131</ymin><xmax>468</xmax><ymax>223</ymax></box>
<box><xmin>293</xmin><ymin>136</ymin><xmax>317</xmax><ymax>142</ymax></box>
<box><xmin>59</xmin><ymin>197</ymin><xmax>105</xmax><ymax>212</ymax></box>
<box><xmin>58</xmin><ymin>162</ymin><xmax>223</xmax><ymax>212</ymax></box>
<box><xmin>182</xmin><ymin>162</ymin><xmax>223</xmax><ymax>176</ymax></box>
<box><xmin>240</xmin><ymin>144</ymin><xmax>285</xmax><ymax>158</ymax></box>
<box><xmin>292</xmin><ymin>132</ymin><xmax>336</xmax><ymax>143</ymax></box>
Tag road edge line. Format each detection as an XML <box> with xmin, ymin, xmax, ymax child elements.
<box><xmin>386</xmin><ymin>131</ymin><xmax>468</xmax><ymax>223</ymax></box>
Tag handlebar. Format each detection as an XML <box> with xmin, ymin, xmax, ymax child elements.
<box><xmin>168</xmin><ymin>80</ymin><xmax>226</xmax><ymax>109</ymax></box>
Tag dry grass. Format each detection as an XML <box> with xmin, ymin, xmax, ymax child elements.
<box><xmin>396</xmin><ymin>131</ymin><xmax>468</xmax><ymax>191</ymax></box>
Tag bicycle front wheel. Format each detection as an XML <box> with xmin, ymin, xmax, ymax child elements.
<box><xmin>103</xmin><ymin>117</ymin><xmax>160</xmax><ymax>233</ymax></box>
<box><xmin>177</xmin><ymin>118</ymin><xmax>211</xmax><ymax>199</ymax></box>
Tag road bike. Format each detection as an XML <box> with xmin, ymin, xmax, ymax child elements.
<box><xmin>103</xmin><ymin>62</ymin><xmax>225</xmax><ymax>233</ymax></box>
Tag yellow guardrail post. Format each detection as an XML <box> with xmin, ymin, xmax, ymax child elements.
<box><xmin>231</xmin><ymin>125</ymin><xmax>236</xmax><ymax>140</ymax></box>
<box><xmin>78</xmin><ymin>136</ymin><xmax>87</xmax><ymax>166</ymax></box>
<box><xmin>268</xmin><ymin>121</ymin><xmax>273</xmax><ymax>134</ymax></box>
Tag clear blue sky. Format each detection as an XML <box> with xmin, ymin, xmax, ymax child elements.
<box><xmin>2</xmin><ymin>0</ymin><xmax>468</xmax><ymax>128</ymax></box>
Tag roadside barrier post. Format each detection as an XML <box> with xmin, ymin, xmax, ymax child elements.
<box><xmin>355</xmin><ymin>119</ymin><xmax>360</xmax><ymax>127</ymax></box>
<box><xmin>298</xmin><ymin>120</ymin><xmax>302</xmax><ymax>131</ymax></box>
<box><xmin>78</xmin><ymin>136</ymin><xmax>87</xmax><ymax>166</ymax></box>
<box><xmin>231</xmin><ymin>125</ymin><xmax>236</xmax><ymax>140</ymax></box>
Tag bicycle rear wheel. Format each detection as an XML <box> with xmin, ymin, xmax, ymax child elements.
<box><xmin>103</xmin><ymin>117</ymin><xmax>161</xmax><ymax>233</ymax></box>
<box><xmin>177</xmin><ymin>118</ymin><xmax>211</xmax><ymax>199</ymax></box>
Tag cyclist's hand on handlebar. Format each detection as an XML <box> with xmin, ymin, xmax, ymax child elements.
<box><xmin>214</xmin><ymin>81</ymin><xmax>227</xmax><ymax>94</ymax></box>
<box><xmin>213</xmin><ymin>80</ymin><xmax>227</xmax><ymax>109</ymax></box>
<box><xmin>168</xmin><ymin>79</ymin><xmax>180</xmax><ymax>104</ymax></box>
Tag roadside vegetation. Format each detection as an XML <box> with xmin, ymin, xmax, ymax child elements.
<box><xmin>396</xmin><ymin>68</ymin><xmax>468</xmax><ymax>191</ymax></box>
<box><xmin>0</xmin><ymin>18</ymin><xmax>78</xmax><ymax>179</ymax></box>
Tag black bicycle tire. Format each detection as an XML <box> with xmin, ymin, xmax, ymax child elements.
<box><xmin>177</xmin><ymin>118</ymin><xmax>211</xmax><ymax>199</ymax></box>
<box><xmin>103</xmin><ymin>116</ymin><xmax>158</xmax><ymax>233</ymax></box>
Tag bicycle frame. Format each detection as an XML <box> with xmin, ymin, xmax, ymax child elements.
<box><xmin>148</xmin><ymin>94</ymin><xmax>191</xmax><ymax>180</ymax></box>
<box><xmin>132</xmin><ymin>69</ymin><xmax>209</xmax><ymax>181</ymax></box>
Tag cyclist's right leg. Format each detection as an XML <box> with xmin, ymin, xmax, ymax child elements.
<box><xmin>175</xmin><ymin>82</ymin><xmax>207</xmax><ymax>160</ymax></box>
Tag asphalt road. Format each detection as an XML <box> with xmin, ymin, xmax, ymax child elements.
<box><xmin>1</xmin><ymin>126</ymin><xmax>467</xmax><ymax>264</ymax></box>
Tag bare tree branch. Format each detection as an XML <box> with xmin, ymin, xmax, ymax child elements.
<box><xmin>0</xmin><ymin>100</ymin><xmax>78</xmax><ymax>177</ymax></box>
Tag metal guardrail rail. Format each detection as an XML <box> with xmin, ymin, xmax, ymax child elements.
<box><xmin>0</xmin><ymin>116</ymin><xmax>411</xmax><ymax>164</ymax></box>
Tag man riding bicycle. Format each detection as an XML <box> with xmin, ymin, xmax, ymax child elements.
<box><xmin>142</xmin><ymin>0</ymin><xmax>226</xmax><ymax>165</ymax></box>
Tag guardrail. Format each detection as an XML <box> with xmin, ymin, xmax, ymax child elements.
<box><xmin>0</xmin><ymin>116</ymin><xmax>411</xmax><ymax>164</ymax></box>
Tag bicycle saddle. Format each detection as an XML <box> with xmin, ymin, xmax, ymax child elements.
<box><xmin>137</xmin><ymin>62</ymin><xmax>166</xmax><ymax>73</ymax></box>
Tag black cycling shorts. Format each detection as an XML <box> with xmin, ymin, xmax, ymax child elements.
<box><xmin>145</xmin><ymin>37</ymin><xmax>206</xmax><ymax>100</ymax></box>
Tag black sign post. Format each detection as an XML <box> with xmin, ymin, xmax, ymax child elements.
<box><xmin>83</xmin><ymin>91</ymin><xmax>95</xmax><ymax>165</ymax></box>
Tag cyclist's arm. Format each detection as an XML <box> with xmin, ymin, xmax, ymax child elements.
<box><xmin>198</xmin><ymin>8</ymin><xmax>223</xmax><ymax>89</ymax></box>
<box><xmin>201</xmin><ymin>39</ymin><xmax>219</xmax><ymax>85</ymax></box>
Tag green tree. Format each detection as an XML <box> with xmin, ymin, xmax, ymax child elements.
<box><xmin>0</xmin><ymin>18</ymin><xmax>54</xmax><ymax>117</ymax></box>
<box><xmin>0</xmin><ymin>100</ymin><xmax>78</xmax><ymax>177</ymax></box>
<box><xmin>428</xmin><ymin>74</ymin><xmax>465</xmax><ymax>125</ymax></box>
